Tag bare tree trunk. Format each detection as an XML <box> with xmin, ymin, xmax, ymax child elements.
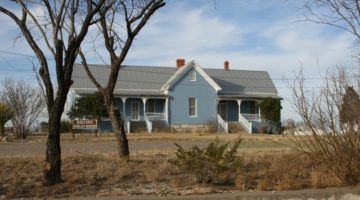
<box><xmin>105</xmin><ymin>92</ymin><xmax>129</xmax><ymax>159</ymax></box>
<box><xmin>44</xmin><ymin>89</ymin><xmax>69</xmax><ymax>184</ymax></box>
<box><xmin>0</xmin><ymin>125</ymin><xmax>4</xmax><ymax>137</ymax></box>
<box><xmin>45</xmin><ymin>114</ymin><xmax>62</xmax><ymax>184</ymax></box>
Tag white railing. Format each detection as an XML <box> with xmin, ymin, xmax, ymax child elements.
<box><xmin>144</xmin><ymin>115</ymin><xmax>152</xmax><ymax>133</ymax></box>
<box><xmin>126</xmin><ymin>121</ymin><xmax>130</xmax><ymax>133</ymax></box>
<box><xmin>146</xmin><ymin>112</ymin><xmax>166</xmax><ymax>121</ymax></box>
<box><xmin>242</xmin><ymin>114</ymin><xmax>261</xmax><ymax>122</ymax></box>
<box><xmin>239</xmin><ymin>114</ymin><xmax>252</xmax><ymax>134</ymax></box>
<box><xmin>217</xmin><ymin>114</ymin><xmax>228</xmax><ymax>133</ymax></box>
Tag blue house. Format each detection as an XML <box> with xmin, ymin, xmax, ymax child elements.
<box><xmin>67</xmin><ymin>59</ymin><xmax>280</xmax><ymax>133</ymax></box>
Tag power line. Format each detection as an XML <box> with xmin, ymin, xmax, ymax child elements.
<box><xmin>0</xmin><ymin>50</ymin><xmax>55</xmax><ymax>61</ymax></box>
<box><xmin>0</xmin><ymin>49</ymin><xmax>342</xmax><ymax>89</ymax></box>
<box><xmin>0</xmin><ymin>62</ymin><xmax>333</xmax><ymax>81</ymax></box>
<box><xmin>0</xmin><ymin>49</ymin><xmax>327</xmax><ymax>81</ymax></box>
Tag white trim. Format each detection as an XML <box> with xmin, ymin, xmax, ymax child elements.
<box><xmin>160</xmin><ymin>61</ymin><xmax>221</xmax><ymax>91</ymax></box>
<box><xmin>165</xmin><ymin>97</ymin><xmax>169</xmax><ymax>124</ymax></box>
<box><xmin>131</xmin><ymin>102</ymin><xmax>140</xmax><ymax>121</ymax></box>
<box><xmin>72</xmin><ymin>88</ymin><xmax>160</xmax><ymax>91</ymax></box>
<box><xmin>189</xmin><ymin>97</ymin><xmax>197</xmax><ymax>117</ymax></box>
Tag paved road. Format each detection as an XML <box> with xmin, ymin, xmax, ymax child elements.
<box><xmin>0</xmin><ymin>140</ymin><xmax>209</xmax><ymax>156</ymax></box>
<box><xmin>61</xmin><ymin>187</ymin><xmax>360</xmax><ymax>200</ymax></box>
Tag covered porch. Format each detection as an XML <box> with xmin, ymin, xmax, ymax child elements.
<box><xmin>116</xmin><ymin>96</ymin><xmax>169</xmax><ymax>133</ymax></box>
<box><xmin>217</xmin><ymin>99</ymin><xmax>262</xmax><ymax>133</ymax></box>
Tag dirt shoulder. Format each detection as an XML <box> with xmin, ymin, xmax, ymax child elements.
<box><xmin>70</xmin><ymin>187</ymin><xmax>360</xmax><ymax>200</ymax></box>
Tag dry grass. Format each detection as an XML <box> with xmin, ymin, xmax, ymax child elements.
<box><xmin>236</xmin><ymin>153</ymin><xmax>343</xmax><ymax>191</ymax></box>
<box><xmin>25</xmin><ymin>132</ymin><xmax>291</xmax><ymax>143</ymax></box>
<box><xmin>0</xmin><ymin>152</ymin><xmax>345</xmax><ymax>198</ymax></box>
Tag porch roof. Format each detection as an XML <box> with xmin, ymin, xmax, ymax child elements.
<box><xmin>218</xmin><ymin>93</ymin><xmax>282</xmax><ymax>100</ymax></box>
<box><xmin>73</xmin><ymin>88</ymin><xmax>167</xmax><ymax>97</ymax></box>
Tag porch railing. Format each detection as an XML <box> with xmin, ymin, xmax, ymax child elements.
<box><xmin>146</xmin><ymin>112</ymin><xmax>166</xmax><ymax>121</ymax></box>
<box><xmin>217</xmin><ymin>114</ymin><xmax>228</xmax><ymax>133</ymax></box>
<box><xmin>242</xmin><ymin>114</ymin><xmax>261</xmax><ymax>122</ymax></box>
<box><xmin>144</xmin><ymin>115</ymin><xmax>153</xmax><ymax>133</ymax></box>
<box><xmin>239</xmin><ymin>114</ymin><xmax>252</xmax><ymax>134</ymax></box>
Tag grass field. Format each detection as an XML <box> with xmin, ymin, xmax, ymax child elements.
<box><xmin>0</xmin><ymin>132</ymin><xmax>345</xmax><ymax>198</ymax></box>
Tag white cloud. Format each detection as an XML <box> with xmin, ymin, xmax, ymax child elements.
<box><xmin>0</xmin><ymin>1</ymin><xmax>357</xmax><ymax>121</ymax></box>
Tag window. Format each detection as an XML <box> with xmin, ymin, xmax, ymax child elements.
<box><xmin>189</xmin><ymin>97</ymin><xmax>197</xmax><ymax>116</ymax></box>
<box><xmin>189</xmin><ymin>70</ymin><xmax>196</xmax><ymax>81</ymax></box>
<box><xmin>147</xmin><ymin>99</ymin><xmax>155</xmax><ymax>113</ymax></box>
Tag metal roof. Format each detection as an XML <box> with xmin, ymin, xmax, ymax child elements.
<box><xmin>205</xmin><ymin>68</ymin><xmax>278</xmax><ymax>94</ymax></box>
<box><xmin>71</xmin><ymin>64</ymin><xmax>278</xmax><ymax>96</ymax></box>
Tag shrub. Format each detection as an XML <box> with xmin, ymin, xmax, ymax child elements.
<box><xmin>172</xmin><ymin>137</ymin><xmax>242</xmax><ymax>183</ymax></box>
<box><xmin>60</xmin><ymin>120</ymin><xmax>72</xmax><ymax>133</ymax></box>
<box><xmin>290</xmin><ymin>68</ymin><xmax>360</xmax><ymax>185</ymax></box>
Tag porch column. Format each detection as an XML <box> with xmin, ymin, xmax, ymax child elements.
<box><xmin>142</xmin><ymin>98</ymin><xmax>148</xmax><ymax>120</ymax></box>
<box><xmin>121</xmin><ymin>97</ymin><xmax>128</xmax><ymax>133</ymax></box>
<box><xmin>165</xmin><ymin>97</ymin><xmax>169</xmax><ymax>124</ymax></box>
<box><xmin>258</xmin><ymin>100</ymin><xmax>261</xmax><ymax>122</ymax></box>
<box><xmin>142</xmin><ymin>98</ymin><xmax>151</xmax><ymax>133</ymax></box>
<box><xmin>121</xmin><ymin>97</ymin><xmax>127</xmax><ymax>120</ymax></box>
<box><xmin>237</xmin><ymin>100</ymin><xmax>242</xmax><ymax>121</ymax></box>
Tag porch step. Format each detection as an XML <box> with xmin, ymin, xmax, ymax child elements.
<box><xmin>228</xmin><ymin>122</ymin><xmax>244</xmax><ymax>133</ymax></box>
<box><xmin>130</xmin><ymin>121</ymin><xmax>147</xmax><ymax>133</ymax></box>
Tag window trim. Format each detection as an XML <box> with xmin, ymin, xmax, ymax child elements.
<box><xmin>189</xmin><ymin>97</ymin><xmax>197</xmax><ymax>117</ymax></box>
<box><xmin>189</xmin><ymin>70</ymin><xmax>196</xmax><ymax>81</ymax></box>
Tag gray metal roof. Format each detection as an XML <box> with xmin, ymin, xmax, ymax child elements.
<box><xmin>72</xmin><ymin>64</ymin><xmax>175</xmax><ymax>95</ymax></box>
<box><xmin>71</xmin><ymin>64</ymin><xmax>278</xmax><ymax>96</ymax></box>
<box><xmin>204</xmin><ymin>69</ymin><xmax>278</xmax><ymax>95</ymax></box>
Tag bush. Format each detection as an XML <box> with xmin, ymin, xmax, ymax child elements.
<box><xmin>172</xmin><ymin>138</ymin><xmax>242</xmax><ymax>183</ymax></box>
<box><xmin>60</xmin><ymin>120</ymin><xmax>72</xmax><ymax>133</ymax></box>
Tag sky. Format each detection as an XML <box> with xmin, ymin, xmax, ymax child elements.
<box><xmin>0</xmin><ymin>0</ymin><xmax>357</xmax><ymax>121</ymax></box>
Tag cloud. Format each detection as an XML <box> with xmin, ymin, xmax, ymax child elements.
<box><xmin>0</xmin><ymin>1</ymin><xmax>356</xmax><ymax>121</ymax></box>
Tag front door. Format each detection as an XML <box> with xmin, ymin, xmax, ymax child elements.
<box><xmin>219</xmin><ymin>102</ymin><xmax>227</xmax><ymax>121</ymax></box>
<box><xmin>131</xmin><ymin>102</ymin><xmax>139</xmax><ymax>120</ymax></box>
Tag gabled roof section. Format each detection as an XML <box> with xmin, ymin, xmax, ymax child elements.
<box><xmin>71</xmin><ymin>62</ymin><xmax>278</xmax><ymax>98</ymax></box>
<box><xmin>71</xmin><ymin>64</ymin><xmax>175</xmax><ymax>96</ymax></box>
<box><xmin>160</xmin><ymin>61</ymin><xmax>221</xmax><ymax>91</ymax></box>
<box><xmin>205</xmin><ymin>68</ymin><xmax>278</xmax><ymax>95</ymax></box>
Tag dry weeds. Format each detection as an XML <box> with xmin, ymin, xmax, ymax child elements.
<box><xmin>0</xmin><ymin>152</ymin><xmax>345</xmax><ymax>198</ymax></box>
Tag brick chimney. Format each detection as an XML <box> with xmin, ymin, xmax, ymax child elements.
<box><xmin>224</xmin><ymin>60</ymin><xmax>229</xmax><ymax>70</ymax></box>
<box><xmin>176</xmin><ymin>58</ymin><xmax>185</xmax><ymax>69</ymax></box>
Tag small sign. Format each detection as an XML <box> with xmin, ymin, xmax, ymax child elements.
<box><xmin>73</xmin><ymin>119</ymin><xmax>98</xmax><ymax>130</ymax></box>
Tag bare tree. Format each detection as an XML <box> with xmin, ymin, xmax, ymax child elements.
<box><xmin>289</xmin><ymin>66</ymin><xmax>360</xmax><ymax>185</ymax></box>
<box><xmin>302</xmin><ymin>0</ymin><xmax>360</xmax><ymax>43</ymax></box>
<box><xmin>0</xmin><ymin>0</ymin><xmax>105</xmax><ymax>184</ymax></box>
<box><xmin>1</xmin><ymin>78</ymin><xmax>44</xmax><ymax>139</ymax></box>
<box><xmin>79</xmin><ymin>0</ymin><xmax>165</xmax><ymax>159</ymax></box>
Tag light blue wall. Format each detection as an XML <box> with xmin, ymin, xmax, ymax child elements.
<box><xmin>168</xmin><ymin>68</ymin><xmax>217</xmax><ymax>125</ymax></box>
